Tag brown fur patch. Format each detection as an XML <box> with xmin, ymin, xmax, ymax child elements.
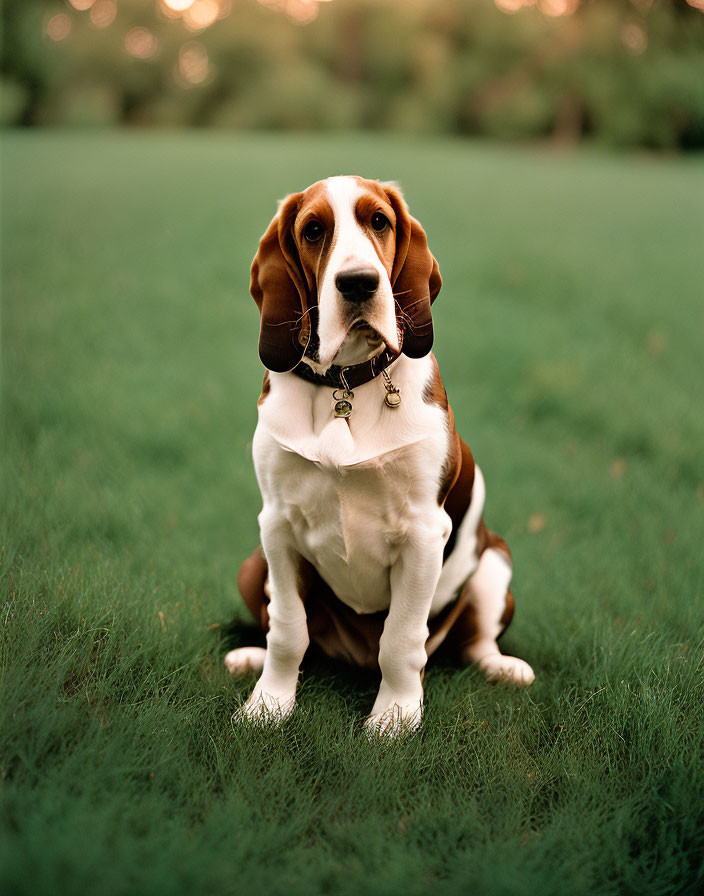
<box><xmin>250</xmin><ymin>192</ymin><xmax>307</xmax><ymax>372</ymax></box>
<box><xmin>421</xmin><ymin>354</ymin><xmax>476</xmax><ymax>559</ymax></box>
<box><xmin>475</xmin><ymin>519</ymin><xmax>511</xmax><ymax>564</ymax></box>
<box><xmin>422</xmin><ymin>354</ymin><xmax>455</xmax><ymax>502</ymax></box>
<box><xmin>422</xmin><ymin>353</ymin><xmax>448</xmax><ymax>411</ymax></box>
<box><xmin>353</xmin><ymin>188</ymin><xmax>397</xmax><ymax>276</ymax></box>
<box><xmin>294</xmin><ymin>182</ymin><xmax>336</xmax><ymax>302</ymax></box>
<box><xmin>499</xmin><ymin>588</ymin><xmax>515</xmax><ymax>636</ymax></box>
<box><xmin>257</xmin><ymin>371</ymin><xmax>271</xmax><ymax>406</ymax></box>
<box><xmin>351</xmin><ymin>176</ymin><xmax>394</xmax><ymax>205</ymax></box>
<box><xmin>442</xmin><ymin>438</ymin><xmax>476</xmax><ymax>560</ymax></box>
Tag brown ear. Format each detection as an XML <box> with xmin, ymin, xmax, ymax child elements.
<box><xmin>250</xmin><ymin>193</ymin><xmax>310</xmax><ymax>373</ymax></box>
<box><xmin>384</xmin><ymin>184</ymin><xmax>441</xmax><ymax>359</ymax></box>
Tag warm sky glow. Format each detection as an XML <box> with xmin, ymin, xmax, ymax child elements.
<box><xmin>68</xmin><ymin>0</ymin><xmax>96</xmax><ymax>10</ymax></box>
<box><xmin>540</xmin><ymin>0</ymin><xmax>579</xmax><ymax>15</ymax></box>
<box><xmin>178</xmin><ymin>41</ymin><xmax>210</xmax><ymax>85</ymax></box>
<box><xmin>621</xmin><ymin>21</ymin><xmax>648</xmax><ymax>55</ymax></box>
<box><xmin>184</xmin><ymin>0</ymin><xmax>221</xmax><ymax>30</ymax></box>
<box><xmin>162</xmin><ymin>0</ymin><xmax>197</xmax><ymax>11</ymax></box>
<box><xmin>494</xmin><ymin>0</ymin><xmax>533</xmax><ymax>12</ymax></box>
<box><xmin>257</xmin><ymin>0</ymin><xmax>321</xmax><ymax>23</ymax></box>
<box><xmin>494</xmin><ymin>0</ymin><xmax>580</xmax><ymax>14</ymax></box>
<box><xmin>125</xmin><ymin>27</ymin><xmax>159</xmax><ymax>59</ymax></box>
<box><xmin>46</xmin><ymin>14</ymin><xmax>72</xmax><ymax>41</ymax></box>
<box><xmin>285</xmin><ymin>0</ymin><xmax>319</xmax><ymax>24</ymax></box>
<box><xmin>90</xmin><ymin>0</ymin><xmax>117</xmax><ymax>29</ymax></box>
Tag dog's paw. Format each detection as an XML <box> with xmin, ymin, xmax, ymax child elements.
<box><xmin>478</xmin><ymin>654</ymin><xmax>535</xmax><ymax>686</ymax></box>
<box><xmin>364</xmin><ymin>701</ymin><xmax>423</xmax><ymax>740</ymax></box>
<box><xmin>233</xmin><ymin>686</ymin><xmax>296</xmax><ymax>726</ymax></box>
<box><xmin>224</xmin><ymin>647</ymin><xmax>267</xmax><ymax>677</ymax></box>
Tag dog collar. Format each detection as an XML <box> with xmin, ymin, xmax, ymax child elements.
<box><xmin>292</xmin><ymin>346</ymin><xmax>399</xmax><ymax>391</ymax></box>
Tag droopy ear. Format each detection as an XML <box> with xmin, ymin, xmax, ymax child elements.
<box><xmin>384</xmin><ymin>184</ymin><xmax>442</xmax><ymax>359</ymax></box>
<box><xmin>250</xmin><ymin>193</ymin><xmax>310</xmax><ymax>373</ymax></box>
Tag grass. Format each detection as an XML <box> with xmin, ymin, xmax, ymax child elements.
<box><xmin>1</xmin><ymin>130</ymin><xmax>703</xmax><ymax>896</ymax></box>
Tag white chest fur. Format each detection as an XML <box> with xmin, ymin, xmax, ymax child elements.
<box><xmin>253</xmin><ymin>355</ymin><xmax>453</xmax><ymax>614</ymax></box>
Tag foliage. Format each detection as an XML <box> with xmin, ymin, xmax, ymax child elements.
<box><xmin>1</xmin><ymin>0</ymin><xmax>704</xmax><ymax>148</ymax></box>
<box><xmin>2</xmin><ymin>131</ymin><xmax>704</xmax><ymax>894</ymax></box>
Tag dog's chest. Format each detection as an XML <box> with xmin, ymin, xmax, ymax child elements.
<box><xmin>271</xmin><ymin>446</ymin><xmax>426</xmax><ymax>613</ymax></box>
<box><xmin>253</xmin><ymin>356</ymin><xmax>450</xmax><ymax>614</ymax></box>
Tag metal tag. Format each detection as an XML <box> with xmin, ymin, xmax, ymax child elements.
<box><xmin>334</xmin><ymin>399</ymin><xmax>352</xmax><ymax>419</ymax></box>
<box><xmin>384</xmin><ymin>390</ymin><xmax>401</xmax><ymax>409</ymax></box>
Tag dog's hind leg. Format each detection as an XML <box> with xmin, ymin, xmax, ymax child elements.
<box><xmin>225</xmin><ymin>646</ymin><xmax>266</xmax><ymax>676</ymax></box>
<box><xmin>456</xmin><ymin>547</ymin><xmax>535</xmax><ymax>686</ymax></box>
<box><xmin>225</xmin><ymin>546</ymin><xmax>269</xmax><ymax>678</ymax></box>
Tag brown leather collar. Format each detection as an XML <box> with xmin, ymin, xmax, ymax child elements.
<box><xmin>292</xmin><ymin>346</ymin><xmax>399</xmax><ymax>391</ymax></box>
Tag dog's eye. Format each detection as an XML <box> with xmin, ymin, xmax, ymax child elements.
<box><xmin>303</xmin><ymin>220</ymin><xmax>324</xmax><ymax>244</ymax></box>
<box><xmin>371</xmin><ymin>212</ymin><xmax>389</xmax><ymax>233</ymax></box>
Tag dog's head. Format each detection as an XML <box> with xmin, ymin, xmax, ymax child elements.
<box><xmin>250</xmin><ymin>176</ymin><xmax>442</xmax><ymax>372</ymax></box>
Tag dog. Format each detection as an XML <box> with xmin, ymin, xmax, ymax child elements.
<box><xmin>225</xmin><ymin>176</ymin><xmax>534</xmax><ymax>736</ymax></box>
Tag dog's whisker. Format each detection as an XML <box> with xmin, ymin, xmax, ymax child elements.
<box><xmin>266</xmin><ymin>305</ymin><xmax>319</xmax><ymax>328</ymax></box>
<box><xmin>396</xmin><ymin>294</ymin><xmax>431</xmax><ymax>311</ymax></box>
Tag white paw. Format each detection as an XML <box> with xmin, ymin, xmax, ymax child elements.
<box><xmin>478</xmin><ymin>653</ymin><xmax>535</xmax><ymax>686</ymax></box>
<box><xmin>224</xmin><ymin>647</ymin><xmax>266</xmax><ymax>677</ymax></box>
<box><xmin>233</xmin><ymin>686</ymin><xmax>296</xmax><ymax>726</ymax></box>
<box><xmin>364</xmin><ymin>701</ymin><xmax>423</xmax><ymax>739</ymax></box>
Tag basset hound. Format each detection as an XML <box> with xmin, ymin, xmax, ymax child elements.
<box><xmin>225</xmin><ymin>175</ymin><xmax>534</xmax><ymax>736</ymax></box>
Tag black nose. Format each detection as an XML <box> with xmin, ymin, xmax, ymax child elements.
<box><xmin>335</xmin><ymin>268</ymin><xmax>380</xmax><ymax>302</ymax></box>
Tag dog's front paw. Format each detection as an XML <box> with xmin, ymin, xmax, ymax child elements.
<box><xmin>478</xmin><ymin>654</ymin><xmax>535</xmax><ymax>686</ymax></box>
<box><xmin>364</xmin><ymin>700</ymin><xmax>423</xmax><ymax>739</ymax></box>
<box><xmin>233</xmin><ymin>685</ymin><xmax>296</xmax><ymax>726</ymax></box>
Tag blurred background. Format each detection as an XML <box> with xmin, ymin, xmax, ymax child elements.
<box><xmin>2</xmin><ymin>0</ymin><xmax>704</xmax><ymax>149</ymax></box>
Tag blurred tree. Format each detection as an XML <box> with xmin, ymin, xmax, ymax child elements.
<box><xmin>1</xmin><ymin>0</ymin><xmax>703</xmax><ymax>148</ymax></box>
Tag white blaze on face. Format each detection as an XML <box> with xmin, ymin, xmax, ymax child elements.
<box><xmin>317</xmin><ymin>176</ymin><xmax>399</xmax><ymax>367</ymax></box>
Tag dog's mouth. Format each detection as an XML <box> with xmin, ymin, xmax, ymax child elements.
<box><xmin>350</xmin><ymin>319</ymin><xmax>379</xmax><ymax>334</ymax></box>
<box><xmin>316</xmin><ymin>318</ymin><xmax>388</xmax><ymax>368</ymax></box>
<box><xmin>317</xmin><ymin>304</ymin><xmax>400</xmax><ymax>368</ymax></box>
<box><xmin>350</xmin><ymin>319</ymin><xmax>384</xmax><ymax>345</ymax></box>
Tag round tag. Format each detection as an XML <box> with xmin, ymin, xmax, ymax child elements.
<box><xmin>334</xmin><ymin>400</ymin><xmax>352</xmax><ymax>419</ymax></box>
<box><xmin>384</xmin><ymin>391</ymin><xmax>401</xmax><ymax>409</ymax></box>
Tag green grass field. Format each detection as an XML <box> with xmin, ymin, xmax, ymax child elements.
<box><xmin>1</xmin><ymin>131</ymin><xmax>703</xmax><ymax>896</ymax></box>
